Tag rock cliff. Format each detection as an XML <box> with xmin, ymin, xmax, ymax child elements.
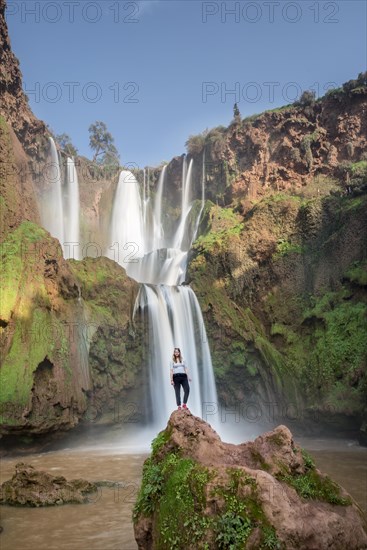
<box><xmin>0</xmin><ymin>0</ymin><xmax>46</xmax><ymax>158</ymax></box>
<box><xmin>184</xmin><ymin>76</ymin><xmax>367</xmax><ymax>206</ymax></box>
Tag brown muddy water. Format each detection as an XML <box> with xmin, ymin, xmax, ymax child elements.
<box><xmin>0</xmin><ymin>435</ymin><xmax>366</xmax><ymax>550</ymax></box>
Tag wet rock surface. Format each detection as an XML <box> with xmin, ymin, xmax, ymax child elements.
<box><xmin>0</xmin><ymin>462</ymin><xmax>98</xmax><ymax>506</ymax></box>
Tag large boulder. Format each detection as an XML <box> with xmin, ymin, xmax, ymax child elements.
<box><xmin>133</xmin><ymin>413</ymin><xmax>367</xmax><ymax>549</ymax></box>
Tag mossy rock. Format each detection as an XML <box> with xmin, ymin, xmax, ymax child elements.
<box><xmin>0</xmin><ymin>222</ymin><xmax>88</xmax><ymax>433</ymax></box>
<box><xmin>133</xmin><ymin>415</ymin><xmax>366</xmax><ymax>549</ymax></box>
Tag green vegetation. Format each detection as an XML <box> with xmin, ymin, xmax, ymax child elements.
<box><xmin>266</xmin><ymin>284</ymin><xmax>367</xmax><ymax>415</ymax></box>
<box><xmin>185</xmin><ymin>126</ymin><xmax>229</xmax><ymax>162</ymax></box>
<box><xmin>273</xmin><ymin>239</ymin><xmax>303</xmax><ymax>258</ymax></box>
<box><xmin>349</xmin><ymin>160</ymin><xmax>367</xmax><ymax>175</ymax></box>
<box><xmin>193</xmin><ymin>204</ymin><xmax>244</xmax><ymax>254</ymax></box>
<box><xmin>189</xmin><ymin>183</ymin><xmax>367</xmax><ymax>427</ymax></box>
<box><xmin>260</xmin><ymin>526</ymin><xmax>282</xmax><ymax>549</ymax></box>
<box><xmin>213</xmin><ymin>473</ymin><xmax>283</xmax><ymax>550</ymax></box>
<box><xmin>264</xmin><ymin>104</ymin><xmax>295</xmax><ymax>116</ymax></box>
<box><xmin>325</xmin><ymin>72</ymin><xmax>366</xmax><ymax>100</ymax></box>
<box><xmin>158</xmin><ymin>457</ymin><xmax>211</xmax><ymax>548</ymax></box>
<box><xmin>0</xmin><ymin>222</ymin><xmax>78</xmax><ymax>423</ymax></box>
<box><xmin>134</xmin><ymin>434</ymin><xmax>284</xmax><ymax>549</ymax></box>
<box><xmin>277</xmin><ymin>449</ymin><xmax>351</xmax><ymax>505</ymax></box>
<box><xmin>345</xmin><ymin>261</ymin><xmax>367</xmax><ymax>286</ymax></box>
<box><xmin>88</xmin><ymin>120</ymin><xmax>120</xmax><ymax>166</ymax></box>
<box><xmin>68</xmin><ymin>256</ymin><xmax>133</xmax><ymax>326</ymax></box>
<box><xmin>185</xmin><ymin>132</ymin><xmax>206</xmax><ymax>155</ymax></box>
<box><xmin>206</xmin><ymin>127</ymin><xmax>227</xmax><ymax>160</ymax></box>
<box><xmin>279</xmin><ymin>470</ymin><xmax>351</xmax><ymax>504</ymax></box>
<box><xmin>0</xmin><ymin>222</ymin><xmax>50</xmax><ymax>320</ymax></box>
<box><xmin>151</xmin><ymin>427</ymin><xmax>173</xmax><ymax>456</ymax></box>
<box><xmin>304</xmin><ymin>292</ymin><xmax>367</xmax><ymax>394</ymax></box>
<box><xmin>134</xmin><ymin>447</ymin><xmax>213</xmax><ymax>548</ymax></box>
<box><xmin>296</xmin><ymin>90</ymin><xmax>316</xmax><ymax>107</ymax></box>
<box><xmin>55</xmin><ymin>133</ymin><xmax>78</xmax><ymax>156</ymax></box>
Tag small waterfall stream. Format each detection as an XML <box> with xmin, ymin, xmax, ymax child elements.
<box><xmin>39</xmin><ymin>138</ymin><xmax>81</xmax><ymax>260</ymax></box>
<box><xmin>40</xmin><ymin>137</ymin><xmax>65</xmax><ymax>253</ymax></box>
<box><xmin>65</xmin><ymin>157</ymin><xmax>81</xmax><ymax>260</ymax></box>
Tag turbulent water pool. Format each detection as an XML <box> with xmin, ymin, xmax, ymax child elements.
<box><xmin>0</xmin><ymin>435</ymin><xmax>366</xmax><ymax>550</ymax></box>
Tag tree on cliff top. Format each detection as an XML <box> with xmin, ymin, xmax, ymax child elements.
<box><xmin>88</xmin><ymin>121</ymin><xmax>120</xmax><ymax>166</ymax></box>
<box><xmin>55</xmin><ymin>133</ymin><xmax>78</xmax><ymax>157</ymax></box>
<box><xmin>297</xmin><ymin>90</ymin><xmax>317</xmax><ymax>106</ymax></box>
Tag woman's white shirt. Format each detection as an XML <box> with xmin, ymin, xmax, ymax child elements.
<box><xmin>170</xmin><ymin>360</ymin><xmax>186</xmax><ymax>374</ymax></box>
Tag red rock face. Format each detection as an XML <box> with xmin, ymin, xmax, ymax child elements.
<box><xmin>224</xmin><ymin>94</ymin><xmax>366</xmax><ymax>202</ymax></box>
<box><xmin>174</xmin><ymin>89</ymin><xmax>367</xmax><ymax>208</ymax></box>
<box><xmin>0</xmin><ymin>0</ymin><xmax>47</xmax><ymax>158</ymax></box>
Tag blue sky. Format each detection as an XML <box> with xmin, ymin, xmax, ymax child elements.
<box><xmin>6</xmin><ymin>0</ymin><xmax>367</xmax><ymax>167</ymax></box>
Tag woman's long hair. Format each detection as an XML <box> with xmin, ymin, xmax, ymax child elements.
<box><xmin>172</xmin><ymin>348</ymin><xmax>182</xmax><ymax>363</ymax></box>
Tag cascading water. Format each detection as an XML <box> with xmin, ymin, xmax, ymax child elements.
<box><xmin>40</xmin><ymin>137</ymin><xmax>65</xmax><ymax>253</ymax></box>
<box><xmin>109</xmin><ymin>170</ymin><xmax>145</xmax><ymax>263</ymax></box>
<box><xmin>65</xmin><ymin>158</ymin><xmax>81</xmax><ymax>260</ymax></box>
<box><xmin>152</xmin><ymin>165</ymin><xmax>166</xmax><ymax>250</ymax></box>
<box><xmin>173</xmin><ymin>158</ymin><xmax>194</xmax><ymax>250</ymax></box>
<box><xmin>39</xmin><ymin>138</ymin><xmax>81</xmax><ymax>260</ymax></box>
<box><xmin>109</xmin><ymin>159</ymin><xmax>219</xmax><ymax>433</ymax></box>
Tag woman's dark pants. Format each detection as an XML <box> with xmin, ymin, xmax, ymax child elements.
<box><xmin>173</xmin><ymin>373</ymin><xmax>190</xmax><ymax>406</ymax></box>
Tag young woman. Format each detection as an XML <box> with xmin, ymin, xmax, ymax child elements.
<box><xmin>170</xmin><ymin>347</ymin><xmax>191</xmax><ymax>410</ymax></box>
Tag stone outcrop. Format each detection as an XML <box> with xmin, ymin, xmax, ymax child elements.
<box><xmin>0</xmin><ymin>462</ymin><xmax>97</xmax><ymax>506</ymax></box>
<box><xmin>133</xmin><ymin>413</ymin><xmax>367</xmax><ymax>549</ymax></box>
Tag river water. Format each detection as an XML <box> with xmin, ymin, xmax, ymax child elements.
<box><xmin>0</xmin><ymin>431</ymin><xmax>366</xmax><ymax>550</ymax></box>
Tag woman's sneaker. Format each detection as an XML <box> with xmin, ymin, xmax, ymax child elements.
<box><xmin>182</xmin><ymin>404</ymin><xmax>189</xmax><ymax>411</ymax></box>
<box><xmin>177</xmin><ymin>406</ymin><xmax>182</xmax><ymax>410</ymax></box>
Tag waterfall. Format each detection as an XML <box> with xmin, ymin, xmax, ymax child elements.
<box><xmin>152</xmin><ymin>165</ymin><xmax>166</xmax><ymax>250</ymax></box>
<box><xmin>136</xmin><ymin>285</ymin><xmax>217</xmax><ymax>427</ymax></box>
<box><xmin>39</xmin><ymin>138</ymin><xmax>81</xmax><ymax>260</ymax></box>
<box><xmin>109</xmin><ymin>159</ymin><xmax>218</xmax><ymax>432</ymax></box>
<box><xmin>40</xmin><ymin>138</ymin><xmax>65</xmax><ymax>253</ymax></box>
<box><xmin>109</xmin><ymin>170</ymin><xmax>145</xmax><ymax>263</ymax></box>
<box><xmin>173</xmin><ymin>158</ymin><xmax>194</xmax><ymax>250</ymax></box>
<box><xmin>65</xmin><ymin>158</ymin><xmax>81</xmax><ymax>260</ymax></box>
